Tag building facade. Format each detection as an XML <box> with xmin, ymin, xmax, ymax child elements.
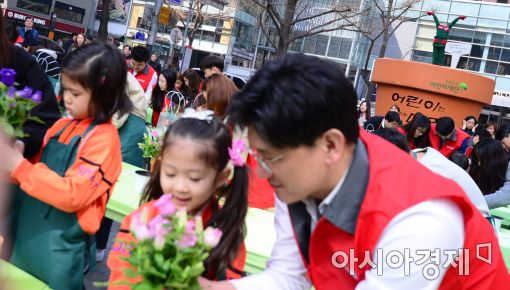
<box><xmin>2</xmin><ymin>0</ymin><xmax>96</xmax><ymax>39</ymax></box>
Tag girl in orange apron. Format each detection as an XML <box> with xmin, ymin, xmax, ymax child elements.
<box><xmin>0</xmin><ymin>42</ymin><xmax>133</xmax><ymax>290</ymax></box>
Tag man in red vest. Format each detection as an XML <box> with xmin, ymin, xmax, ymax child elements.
<box><xmin>429</xmin><ymin>116</ymin><xmax>470</xmax><ymax>158</ymax></box>
<box><xmin>200</xmin><ymin>54</ymin><xmax>509</xmax><ymax>289</ymax></box>
<box><xmin>128</xmin><ymin>46</ymin><xmax>158</xmax><ymax>104</ymax></box>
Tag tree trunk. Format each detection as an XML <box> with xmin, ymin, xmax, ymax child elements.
<box><xmin>275</xmin><ymin>0</ymin><xmax>297</xmax><ymax>57</ymax></box>
<box><xmin>363</xmin><ymin>39</ymin><xmax>376</xmax><ymax>118</ymax></box>
<box><xmin>98</xmin><ymin>0</ymin><xmax>111</xmax><ymax>41</ymax></box>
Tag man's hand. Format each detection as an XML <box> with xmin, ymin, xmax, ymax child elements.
<box><xmin>459</xmin><ymin>15</ymin><xmax>467</xmax><ymax>20</ymax></box>
<box><xmin>427</xmin><ymin>11</ymin><xmax>435</xmax><ymax>16</ymax></box>
<box><xmin>198</xmin><ymin>277</ymin><xmax>236</xmax><ymax>290</ymax></box>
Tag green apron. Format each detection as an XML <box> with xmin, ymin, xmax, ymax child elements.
<box><xmin>11</xmin><ymin>120</ymin><xmax>97</xmax><ymax>290</ymax></box>
<box><xmin>118</xmin><ymin>113</ymin><xmax>146</xmax><ymax>168</ymax></box>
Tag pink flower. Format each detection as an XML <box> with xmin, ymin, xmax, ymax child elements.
<box><xmin>155</xmin><ymin>194</ymin><xmax>177</xmax><ymax>216</ymax></box>
<box><xmin>130</xmin><ymin>212</ymin><xmax>153</xmax><ymax>240</ymax></box>
<box><xmin>151</xmin><ymin>130</ymin><xmax>159</xmax><ymax>138</ymax></box>
<box><xmin>179</xmin><ymin>220</ymin><xmax>197</xmax><ymax>248</ymax></box>
<box><xmin>203</xmin><ymin>227</ymin><xmax>222</xmax><ymax>248</ymax></box>
<box><xmin>228</xmin><ymin>139</ymin><xmax>247</xmax><ymax>167</ymax></box>
<box><xmin>148</xmin><ymin>215</ymin><xmax>171</xmax><ymax>250</ymax></box>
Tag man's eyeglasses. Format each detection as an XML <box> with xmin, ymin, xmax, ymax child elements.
<box><xmin>250</xmin><ymin>150</ymin><xmax>285</xmax><ymax>175</ymax></box>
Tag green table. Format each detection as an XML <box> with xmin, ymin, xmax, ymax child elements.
<box><xmin>491</xmin><ymin>206</ymin><xmax>510</xmax><ymax>223</ymax></box>
<box><xmin>0</xmin><ymin>259</ymin><xmax>51</xmax><ymax>290</ymax></box>
<box><xmin>105</xmin><ymin>163</ymin><xmax>276</xmax><ymax>274</ymax></box>
<box><xmin>106</xmin><ymin>163</ymin><xmax>146</xmax><ymax>222</ymax></box>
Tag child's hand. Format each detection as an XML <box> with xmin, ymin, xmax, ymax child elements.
<box><xmin>0</xmin><ymin>136</ymin><xmax>24</xmax><ymax>172</ymax></box>
<box><xmin>198</xmin><ymin>277</ymin><xmax>236</xmax><ymax>290</ymax></box>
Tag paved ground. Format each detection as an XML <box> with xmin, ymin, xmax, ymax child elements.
<box><xmin>84</xmin><ymin>221</ymin><xmax>120</xmax><ymax>290</ymax></box>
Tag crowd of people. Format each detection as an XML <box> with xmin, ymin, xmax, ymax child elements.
<box><xmin>1</xmin><ymin>8</ymin><xmax>510</xmax><ymax>290</ymax></box>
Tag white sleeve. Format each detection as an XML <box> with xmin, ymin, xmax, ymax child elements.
<box><xmin>145</xmin><ymin>72</ymin><xmax>158</xmax><ymax>104</ymax></box>
<box><xmin>356</xmin><ymin>198</ymin><xmax>464</xmax><ymax>290</ymax></box>
<box><xmin>230</xmin><ymin>197</ymin><xmax>312</xmax><ymax>290</ymax></box>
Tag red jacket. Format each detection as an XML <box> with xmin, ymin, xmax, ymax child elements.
<box><xmin>128</xmin><ymin>64</ymin><xmax>157</xmax><ymax>93</ymax></box>
<box><xmin>429</xmin><ymin>124</ymin><xmax>469</xmax><ymax>157</ymax></box>
<box><xmin>289</xmin><ymin>131</ymin><xmax>509</xmax><ymax>289</ymax></box>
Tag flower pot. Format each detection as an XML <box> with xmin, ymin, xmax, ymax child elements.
<box><xmin>135</xmin><ymin>170</ymin><xmax>151</xmax><ymax>195</ymax></box>
<box><xmin>371</xmin><ymin>58</ymin><xmax>495</xmax><ymax>125</ymax></box>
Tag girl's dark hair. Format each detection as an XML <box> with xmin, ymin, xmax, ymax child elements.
<box><xmin>485</xmin><ymin>121</ymin><xmax>498</xmax><ymax>135</ymax></box>
<box><xmin>74</xmin><ymin>33</ymin><xmax>85</xmax><ymax>48</ymax></box>
<box><xmin>176</xmin><ymin>72</ymin><xmax>187</xmax><ymax>91</ymax></box>
<box><xmin>402</xmin><ymin>112</ymin><xmax>431</xmax><ymax>148</ymax></box>
<box><xmin>141</xmin><ymin>117</ymin><xmax>248</xmax><ymax>278</ymax></box>
<box><xmin>470</xmin><ymin>138</ymin><xmax>508</xmax><ymax>194</ymax></box>
<box><xmin>61</xmin><ymin>42</ymin><xmax>132</xmax><ymax>123</ymax></box>
<box><xmin>151</xmin><ymin>69</ymin><xmax>176</xmax><ymax>112</ymax></box>
<box><xmin>183</xmin><ymin>68</ymin><xmax>201</xmax><ymax>99</ymax></box>
<box><xmin>192</xmin><ymin>93</ymin><xmax>206</xmax><ymax>110</ymax></box>
<box><xmin>0</xmin><ymin>9</ymin><xmax>12</xmax><ymax>67</ymax></box>
<box><xmin>358</xmin><ymin>100</ymin><xmax>367</xmax><ymax>115</ymax></box>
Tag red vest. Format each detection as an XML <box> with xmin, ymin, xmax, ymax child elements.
<box><xmin>128</xmin><ymin>65</ymin><xmax>157</xmax><ymax>93</ymax></box>
<box><xmin>290</xmin><ymin>130</ymin><xmax>509</xmax><ymax>290</ymax></box>
<box><xmin>429</xmin><ymin>124</ymin><xmax>469</xmax><ymax>157</ymax></box>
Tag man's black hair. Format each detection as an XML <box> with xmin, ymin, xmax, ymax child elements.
<box><xmin>200</xmin><ymin>55</ymin><xmax>224</xmax><ymax>72</ymax></box>
<box><xmin>228</xmin><ymin>53</ymin><xmax>359</xmax><ymax>148</ymax></box>
<box><xmin>436</xmin><ymin>116</ymin><xmax>455</xmax><ymax>136</ymax></box>
<box><xmin>496</xmin><ymin>124</ymin><xmax>510</xmax><ymax>141</ymax></box>
<box><xmin>384</xmin><ymin>111</ymin><xmax>401</xmax><ymax>124</ymax></box>
<box><xmin>449</xmin><ymin>151</ymin><xmax>469</xmax><ymax>171</ymax></box>
<box><xmin>373</xmin><ymin>128</ymin><xmax>410</xmax><ymax>153</ymax></box>
<box><xmin>131</xmin><ymin>45</ymin><xmax>149</xmax><ymax>62</ymax></box>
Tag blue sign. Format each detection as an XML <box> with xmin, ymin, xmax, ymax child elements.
<box><xmin>135</xmin><ymin>32</ymin><xmax>145</xmax><ymax>41</ymax></box>
<box><xmin>169</xmin><ymin>0</ymin><xmax>182</xmax><ymax>5</ymax></box>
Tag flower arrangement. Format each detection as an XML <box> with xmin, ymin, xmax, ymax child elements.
<box><xmin>122</xmin><ymin>194</ymin><xmax>222</xmax><ymax>289</ymax></box>
<box><xmin>0</xmin><ymin>68</ymin><xmax>42</xmax><ymax>138</ymax></box>
<box><xmin>138</xmin><ymin>129</ymin><xmax>162</xmax><ymax>160</ymax></box>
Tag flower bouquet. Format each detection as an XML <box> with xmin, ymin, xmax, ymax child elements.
<box><xmin>121</xmin><ymin>194</ymin><xmax>222</xmax><ymax>290</ymax></box>
<box><xmin>138</xmin><ymin>129</ymin><xmax>162</xmax><ymax>170</ymax></box>
<box><xmin>0</xmin><ymin>68</ymin><xmax>42</xmax><ymax>138</ymax></box>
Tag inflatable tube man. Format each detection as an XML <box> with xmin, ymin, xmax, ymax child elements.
<box><xmin>428</xmin><ymin>11</ymin><xmax>466</xmax><ymax>65</ymax></box>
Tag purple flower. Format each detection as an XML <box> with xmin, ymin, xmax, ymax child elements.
<box><xmin>7</xmin><ymin>87</ymin><xmax>15</xmax><ymax>99</ymax></box>
<box><xmin>178</xmin><ymin>220</ymin><xmax>197</xmax><ymax>248</ymax></box>
<box><xmin>151</xmin><ymin>130</ymin><xmax>160</xmax><ymax>138</ymax></box>
<box><xmin>31</xmin><ymin>90</ymin><xmax>42</xmax><ymax>102</ymax></box>
<box><xmin>0</xmin><ymin>68</ymin><xmax>16</xmax><ymax>87</ymax></box>
<box><xmin>155</xmin><ymin>194</ymin><xmax>177</xmax><ymax>216</ymax></box>
<box><xmin>16</xmin><ymin>87</ymin><xmax>33</xmax><ymax>99</ymax></box>
<box><xmin>228</xmin><ymin>139</ymin><xmax>247</xmax><ymax>167</ymax></box>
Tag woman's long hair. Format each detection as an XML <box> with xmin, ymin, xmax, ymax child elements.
<box><xmin>151</xmin><ymin>69</ymin><xmax>176</xmax><ymax>112</ymax></box>
<box><xmin>141</xmin><ymin>117</ymin><xmax>248</xmax><ymax>278</ymax></box>
<box><xmin>470</xmin><ymin>138</ymin><xmax>508</xmax><ymax>194</ymax></box>
<box><xmin>203</xmin><ymin>74</ymin><xmax>238</xmax><ymax>119</ymax></box>
<box><xmin>401</xmin><ymin>112</ymin><xmax>431</xmax><ymax>148</ymax></box>
<box><xmin>183</xmin><ymin>68</ymin><xmax>201</xmax><ymax>99</ymax></box>
<box><xmin>0</xmin><ymin>9</ymin><xmax>12</xmax><ymax>67</ymax></box>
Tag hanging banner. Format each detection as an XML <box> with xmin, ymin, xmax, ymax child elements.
<box><xmin>96</xmin><ymin>0</ymin><xmax>132</xmax><ymax>24</ymax></box>
<box><xmin>159</xmin><ymin>6</ymin><xmax>171</xmax><ymax>25</ymax></box>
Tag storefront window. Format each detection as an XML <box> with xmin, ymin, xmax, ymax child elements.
<box><xmin>16</xmin><ymin>0</ymin><xmax>51</xmax><ymax>15</ymax></box>
<box><xmin>468</xmin><ymin>58</ymin><xmax>481</xmax><ymax>72</ymax></box>
<box><xmin>327</xmin><ymin>36</ymin><xmax>341</xmax><ymax>58</ymax></box>
<box><xmin>473</xmin><ymin>31</ymin><xmax>487</xmax><ymax>44</ymax></box>
<box><xmin>54</xmin><ymin>2</ymin><xmax>85</xmax><ymax>24</ymax></box>
<box><xmin>314</xmin><ymin>35</ymin><xmax>328</xmax><ymax>56</ymax></box>
<box><xmin>488</xmin><ymin>47</ymin><xmax>502</xmax><ymax>61</ymax></box>
<box><xmin>485</xmin><ymin>61</ymin><xmax>499</xmax><ymax>74</ymax></box>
